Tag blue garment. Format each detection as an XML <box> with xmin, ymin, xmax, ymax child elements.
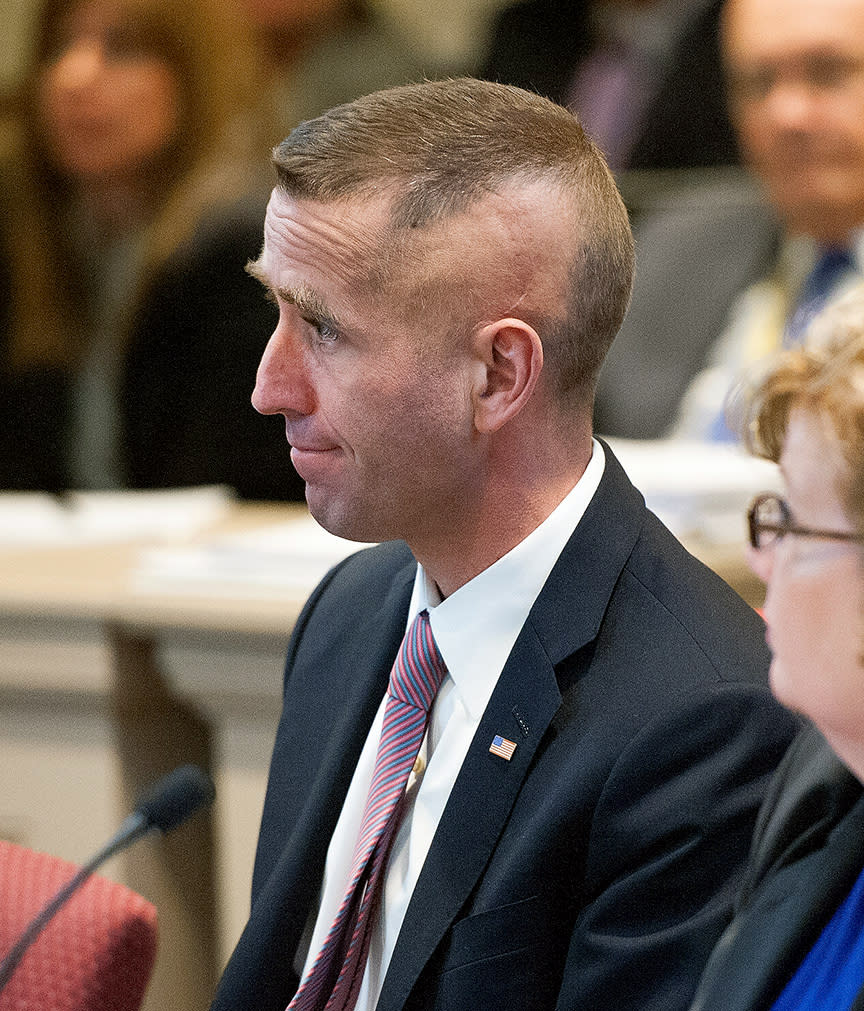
<box><xmin>783</xmin><ymin>247</ymin><xmax>856</xmax><ymax>347</ymax></box>
<box><xmin>708</xmin><ymin>246</ymin><xmax>855</xmax><ymax>441</ymax></box>
<box><xmin>770</xmin><ymin>861</ymin><xmax>864</xmax><ymax>1009</ymax></box>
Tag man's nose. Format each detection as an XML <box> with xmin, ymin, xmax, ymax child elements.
<box><xmin>251</xmin><ymin>325</ymin><xmax>316</xmax><ymax>417</ymax></box>
<box><xmin>763</xmin><ymin>79</ymin><xmax>818</xmax><ymax>132</ymax></box>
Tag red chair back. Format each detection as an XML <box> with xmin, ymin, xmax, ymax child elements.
<box><xmin>0</xmin><ymin>839</ymin><xmax>158</xmax><ymax>1011</ymax></box>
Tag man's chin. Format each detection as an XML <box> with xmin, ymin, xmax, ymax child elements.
<box><xmin>304</xmin><ymin>488</ymin><xmax>382</xmax><ymax>545</ymax></box>
<box><xmin>771</xmin><ymin>178</ymin><xmax>862</xmax><ymax>240</ymax></box>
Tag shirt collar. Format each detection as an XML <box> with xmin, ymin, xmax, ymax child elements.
<box><xmin>407</xmin><ymin>439</ymin><xmax>606</xmax><ymax>721</ymax></box>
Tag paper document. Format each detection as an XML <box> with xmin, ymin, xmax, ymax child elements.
<box><xmin>0</xmin><ymin>486</ymin><xmax>232</xmax><ymax>547</ymax></box>
<box><xmin>606</xmin><ymin>438</ymin><xmax>780</xmax><ymax>544</ymax></box>
<box><xmin>133</xmin><ymin>514</ymin><xmax>366</xmax><ymax>597</ymax></box>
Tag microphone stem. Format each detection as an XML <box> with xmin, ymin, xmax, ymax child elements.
<box><xmin>0</xmin><ymin>813</ymin><xmax>151</xmax><ymax>994</ymax></box>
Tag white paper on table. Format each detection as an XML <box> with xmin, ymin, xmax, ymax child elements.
<box><xmin>605</xmin><ymin>438</ymin><xmax>781</xmax><ymax>545</ymax></box>
<box><xmin>132</xmin><ymin>513</ymin><xmax>369</xmax><ymax>597</ymax></box>
<box><xmin>0</xmin><ymin>486</ymin><xmax>233</xmax><ymax>547</ymax></box>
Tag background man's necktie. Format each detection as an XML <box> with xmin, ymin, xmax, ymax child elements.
<box><xmin>567</xmin><ymin>40</ymin><xmax>649</xmax><ymax>171</ymax></box>
<box><xmin>288</xmin><ymin>609</ymin><xmax>448</xmax><ymax>1011</ymax></box>
<box><xmin>784</xmin><ymin>246</ymin><xmax>855</xmax><ymax>346</ymax></box>
<box><xmin>708</xmin><ymin>247</ymin><xmax>856</xmax><ymax>440</ymax></box>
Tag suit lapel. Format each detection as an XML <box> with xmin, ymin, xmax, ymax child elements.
<box><xmin>692</xmin><ymin>731</ymin><xmax>864</xmax><ymax>1011</ymax></box>
<box><xmin>220</xmin><ymin>552</ymin><xmax>416</xmax><ymax>1010</ymax></box>
<box><xmin>282</xmin><ymin>557</ymin><xmax>417</xmax><ymax>895</ymax></box>
<box><xmin>378</xmin><ymin>621</ymin><xmax>562</xmax><ymax>1010</ymax></box>
<box><xmin>377</xmin><ymin>443</ymin><xmax>649</xmax><ymax>1009</ymax></box>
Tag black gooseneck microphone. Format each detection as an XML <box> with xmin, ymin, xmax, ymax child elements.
<box><xmin>0</xmin><ymin>763</ymin><xmax>215</xmax><ymax>994</ymax></box>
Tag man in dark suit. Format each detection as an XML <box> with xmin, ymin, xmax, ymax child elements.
<box><xmin>480</xmin><ymin>0</ymin><xmax>738</xmax><ymax>172</ymax></box>
<box><xmin>210</xmin><ymin>78</ymin><xmax>797</xmax><ymax>1011</ymax></box>
<box><xmin>594</xmin><ymin>0</ymin><xmax>864</xmax><ymax>440</ymax></box>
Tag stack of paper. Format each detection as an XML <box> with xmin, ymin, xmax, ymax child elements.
<box><xmin>606</xmin><ymin>438</ymin><xmax>780</xmax><ymax>544</ymax></box>
<box><xmin>0</xmin><ymin>487</ymin><xmax>233</xmax><ymax>547</ymax></box>
<box><xmin>133</xmin><ymin>513</ymin><xmax>367</xmax><ymax>597</ymax></box>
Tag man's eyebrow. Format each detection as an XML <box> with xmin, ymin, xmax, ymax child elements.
<box><xmin>245</xmin><ymin>257</ymin><xmax>270</xmax><ymax>289</ymax></box>
<box><xmin>244</xmin><ymin>259</ymin><xmax>343</xmax><ymax>331</ymax></box>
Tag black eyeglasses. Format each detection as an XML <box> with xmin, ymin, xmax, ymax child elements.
<box><xmin>747</xmin><ymin>492</ymin><xmax>864</xmax><ymax>550</ymax></box>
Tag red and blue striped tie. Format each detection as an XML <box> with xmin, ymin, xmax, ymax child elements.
<box><xmin>288</xmin><ymin>609</ymin><xmax>448</xmax><ymax>1011</ymax></box>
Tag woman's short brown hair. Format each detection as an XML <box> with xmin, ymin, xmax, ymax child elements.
<box><xmin>740</xmin><ymin>284</ymin><xmax>864</xmax><ymax>529</ymax></box>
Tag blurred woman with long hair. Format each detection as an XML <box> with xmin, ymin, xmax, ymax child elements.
<box><xmin>1</xmin><ymin>0</ymin><xmax>302</xmax><ymax>499</ymax></box>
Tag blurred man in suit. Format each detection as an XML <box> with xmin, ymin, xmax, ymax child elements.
<box><xmin>211</xmin><ymin>78</ymin><xmax>796</xmax><ymax>1011</ymax></box>
<box><xmin>481</xmin><ymin>0</ymin><xmax>737</xmax><ymax>173</ymax></box>
<box><xmin>594</xmin><ymin>0</ymin><xmax>864</xmax><ymax>440</ymax></box>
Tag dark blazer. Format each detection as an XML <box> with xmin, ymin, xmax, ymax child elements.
<box><xmin>211</xmin><ymin>443</ymin><xmax>798</xmax><ymax>1011</ymax></box>
<box><xmin>690</xmin><ymin>723</ymin><xmax>864</xmax><ymax>1011</ymax></box>
<box><xmin>480</xmin><ymin>0</ymin><xmax>738</xmax><ymax>172</ymax></box>
<box><xmin>594</xmin><ymin>178</ymin><xmax>781</xmax><ymax>439</ymax></box>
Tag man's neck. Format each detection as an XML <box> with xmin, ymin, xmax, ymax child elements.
<box><xmin>413</xmin><ymin>440</ymin><xmax>595</xmax><ymax>599</ymax></box>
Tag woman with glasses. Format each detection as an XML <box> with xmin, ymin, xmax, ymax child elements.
<box><xmin>690</xmin><ymin>285</ymin><xmax>864</xmax><ymax>1010</ymax></box>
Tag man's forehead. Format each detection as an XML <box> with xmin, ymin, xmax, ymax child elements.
<box><xmin>264</xmin><ymin>187</ymin><xmax>393</xmax><ymax>241</ymax></box>
<box><xmin>725</xmin><ymin>0</ymin><xmax>864</xmax><ymax>60</ymax></box>
<box><xmin>257</xmin><ymin>187</ymin><xmax>394</xmax><ymax>281</ymax></box>
<box><xmin>254</xmin><ymin>178</ymin><xmax>570</xmax><ymax>315</ymax></box>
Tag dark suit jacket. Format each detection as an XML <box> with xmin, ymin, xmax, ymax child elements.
<box><xmin>594</xmin><ymin>179</ymin><xmax>781</xmax><ymax>439</ymax></box>
<box><xmin>211</xmin><ymin>443</ymin><xmax>798</xmax><ymax>1011</ymax></box>
<box><xmin>690</xmin><ymin>724</ymin><xmax>864</xmax><ymax>1011</ymax></box>
<box><xmin>480</xmin><ymin>0</ymin><xmax>738</xmax><ymax>172</ymax></box>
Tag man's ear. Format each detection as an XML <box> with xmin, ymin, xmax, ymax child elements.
<box><xmin>472</xmin><ymin>318</ymin><xmax>544</xmax><ymax>434</ymax></box>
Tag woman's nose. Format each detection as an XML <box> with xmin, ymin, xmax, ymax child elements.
<box><xmin>746</xmin><ymin>541</ymin><xmax>775</xmax><ymax>585</ymax></box>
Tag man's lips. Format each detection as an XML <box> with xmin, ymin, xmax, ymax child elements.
<box><xmin>289</xmin><ymin>443</ymin><xmax>341</xmax><ymax>476</ymax></box>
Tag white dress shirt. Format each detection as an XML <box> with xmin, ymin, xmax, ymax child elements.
<box><xmin>294</xmin><ymin>440</ymin><xmax>606</xmax><ymax>1009</ymax></box>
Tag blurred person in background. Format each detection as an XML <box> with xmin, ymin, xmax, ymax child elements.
<box><xmin>480</xmin><ymin>0</ymin><xmax>737</xmax><ymax>174</ymax></box>
<box><xmin>234</xmin><ymin>0</ymin><xmax>441</xmax><ymax>136</ymax></box>
<box><xmin>688</xmin><ymin>286</ymin><xmax>864</xmax><ymax>1009</ymax></box>
<box><xmin>0</xmin><ymin>0</ymin><xmax>305</xmax><ymax>501</ymax></box>
<box><xmin>594</xmin><ymin>0</ymin><xmax>864</xmax><ymax>440</ymax></box>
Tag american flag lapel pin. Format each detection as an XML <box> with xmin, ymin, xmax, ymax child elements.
<box><xmin>489</xmin><ymin>735</ymin><xmax>517</xmax><ymax>761</ymax></box>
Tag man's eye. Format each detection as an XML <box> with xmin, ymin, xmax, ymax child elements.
<box><xmin>309</xmin><ymin>319</ymin><xmax>339</xmax><ymax>343</ymax></box>
<box><xmin>804</xmin><ymin>54</ymin><xmax>859</xmax><ymax>90</ymax></box>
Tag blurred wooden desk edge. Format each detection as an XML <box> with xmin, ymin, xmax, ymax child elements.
<box><xmin>0</xmin><ymin>502</ymin><xmax>312</xmax><ymax>635</ymax></box>
<box><xmin>0</xmin><ymin>500</ymin><xmax>764</xmax><ymax>1011</ymax></box>
<box><xmin>0</xmin><ymin>499</ymin><xmax>764</xmax><ymax>631</ymax></box>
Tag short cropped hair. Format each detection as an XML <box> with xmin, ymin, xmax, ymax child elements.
<box><xmin>272</xmin><ymin>78</ymin><xmax>635</xmax><ymax>400</ymax></box>
<box><xmin>741</xmin><ymin>285</ymin><xmax>864</xmax><ymax>531</ymax></box>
